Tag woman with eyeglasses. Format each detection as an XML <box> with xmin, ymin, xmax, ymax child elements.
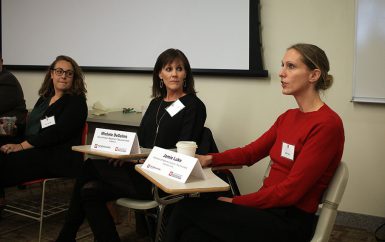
<box><xmin>0</xmin><ymin>55</ymin><xmax>87</xmax><ymax>214</ymax></box>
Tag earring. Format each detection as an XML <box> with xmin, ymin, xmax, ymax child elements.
<box><xmin>184</xmin><ymin>80</ymin><xmax>187</xmax><ymax>88</ymax></box>
<box><xmin>160</xmin><ymin>79</ymin><xmax>163</xmax><ymax>88</ymax></box>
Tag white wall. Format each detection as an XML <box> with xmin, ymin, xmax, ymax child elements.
<box><xmin>13</xmin><ymin>0</ymin><xmax>385</xmax><ymax>217</ymax></box>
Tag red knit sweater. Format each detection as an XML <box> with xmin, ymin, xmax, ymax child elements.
<box><xmin>212</xmin><ymin>104</ymin><xmax>344</xmax><ymax>213</ymax></box>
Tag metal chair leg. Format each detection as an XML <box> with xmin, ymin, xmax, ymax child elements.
<box><xmin>154</xmin><ymin>204</ymin><xmax>165</xmax><ymax>242</ymax></box>
<box><xmin>38</xmin><ymin>180</ymin><xmax>47</xmax><ymax>242</ymax></box>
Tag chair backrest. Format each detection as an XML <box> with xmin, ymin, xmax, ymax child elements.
<box><xmin>81</xmin><ymin>122</ymin><xmax>88</xmax><ymax>160</ymax></box>
<box><xmin>197</xmin><ymin>127</ymin><xmax>241</xmax><ymax>196</ymax></box>
<box><xmin>81</xmin><ymin>122</ymin><xmax>88</xmax><ymax>145</ymax></box>
<box><xmin>262</xmin><ymin>161</ymin><xmax>349</xmax><ymax>242</ymax></box>
<box><xmin>196</xmin><ymin>127</ymin><xmax>219</xmax><ymax>155</ymax></box>
<box><xmin>310</xmin><ymin>161</ymin><xmax>349</xmax><ymax>242</ymax></box>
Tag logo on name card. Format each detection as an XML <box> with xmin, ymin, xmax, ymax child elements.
<box><xmin>147</xmin><ymin>164</ymin><xmax>160</xmax><ymax>171</ymax></box>
<box><xmin>94</xmin><ymin>144</ymin><xmax>110</xmax><ymax>149</ymax></box>
<box><xmin>115</xmin><ymin>147</ymin><xmax>127</xmax><ymax>152</ymax></box>
<box><xmin>168</xmin><ymin>171</ymin><xmax>182</xmax><ymax>180</ymax></box>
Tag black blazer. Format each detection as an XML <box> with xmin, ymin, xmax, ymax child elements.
<box><xmin>26</xmin><ymin>94</ymin><xmax>88</xmax><ymax>176</ymax></box>
<box><xmin>27</xmin><ymin>94</ymin><xmax>88</xmax><ymax>149</ymax></box>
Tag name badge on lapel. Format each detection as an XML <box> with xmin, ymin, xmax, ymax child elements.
<box><xmin>281</xmin><ymin>142</ymin><xmax>295</xmax><ymax>160</ymax></box>
<box><xmin>166</xmin><ymin>99</ymin><xmax>185</xmax><ymax>117</ymax></box>
<box><xmin>41</xmin><ymin>116</ymin><xmax>55</xmax><ymax>128</ymax></box>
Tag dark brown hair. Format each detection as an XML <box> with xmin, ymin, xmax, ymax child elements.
<box><xmin>289</xmin><ymin>43</ymin><xmax>333</xmax><ymax>91</ymax></box>
<box><xmin>38</xmin><ymin>55</ymin><xmax>87</xmax><ymax>99</ymax></box>
<box><xmin>152</xmin><ymin>48</ymin><xmax>196</xmax><ymax>98</ymax></box>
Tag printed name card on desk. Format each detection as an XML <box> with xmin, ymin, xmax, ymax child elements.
<box><xmin>142</xmin><ymin>146</ymin><xmax>205</xmax><ymax>183</ymax></box>
<box><xmin>91</xmin><ymin>128</ymin><xmax>140</xmax><ymax>155</ymax></box>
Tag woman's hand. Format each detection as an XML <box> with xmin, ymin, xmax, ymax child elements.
<box><xmin>217</xmin><ymin>197</ymin><xmax>233</xmax><ymax>203</ymax></box>
<box><xmin>0</xmin><ymin>143</ymin><xmax>24</xmax><ymax>154</ymax></box>
<box><xmin>195</xmin><ymin>154</ymin><xmax>213</xmax><ymax>167</ymax></box>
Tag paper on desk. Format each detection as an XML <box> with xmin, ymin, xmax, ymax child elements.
<box><xmin>92</xmin><ymin>101</ymin><xmax>109</xmax><ymax>116</ymax></box>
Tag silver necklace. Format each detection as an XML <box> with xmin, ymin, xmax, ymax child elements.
<box><xmin>153</xmin><ymin>99</ymin><xmax>167</xmax><ymax>146</ymax></box>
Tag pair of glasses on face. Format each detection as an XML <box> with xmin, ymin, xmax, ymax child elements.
<box><xmin>52</xmin><ymin>68</ymin><xmax>74</xmax><ymax>78</ymax></box>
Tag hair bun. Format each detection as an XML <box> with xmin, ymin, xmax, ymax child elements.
<box><xmin>323</xmin><ymin>74</ymin><xmax>333</xmax><ymax>90</ymax></box>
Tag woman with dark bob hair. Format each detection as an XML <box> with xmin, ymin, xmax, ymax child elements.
<box><xmin>56</xmin><ymin>48</ymin><xmax>206</xmax><ymax>242</ymax></box>
<box><xmin>151</xmin><ymin>48</ymin><xmax>196</xmax><ymax>97</ymax></box>
<box><xmin>162</xmin><ymin>43</ymin><xmax>344</xmax><ymax>242</ymax></box>
<box><xmin>0</xmin><ymin>55</ymin><xmax>88</xmax><ymax>213</ymax></box>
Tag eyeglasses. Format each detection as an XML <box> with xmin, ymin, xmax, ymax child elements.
<box><xmin>52</xmin><ymin>68</ymin><xmax>74</xmax><ymax>78</ymax></box>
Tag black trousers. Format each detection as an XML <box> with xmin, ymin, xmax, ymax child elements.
<box><xmin>0</xmin><ymin>148</ymin><xmax>81</xmax><ymax>197</ymax></box>
<box><xmin>56</xmin><ymin>159</ymin><xmax>152</xmax><ymax>242</ymax></box>
<box><xmin>162</xmin><ymin>197</ymin><xmax>315</xmax><ymax>242</ymax></box>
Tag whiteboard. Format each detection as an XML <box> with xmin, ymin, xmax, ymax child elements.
<box><xmin>1</xmin><ymin>0</ymin><xmax>266</xmax><ymax>76</ymax></box>
<box><xmin>353</xmin><ymin>0</ymin><xmax>385</xmax><ymax>104</ymax></box>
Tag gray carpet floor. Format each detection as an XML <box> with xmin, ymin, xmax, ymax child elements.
<box><xmin>0</xmin><ymin>179</ymin><xmax>151</xmax><ymax>242</ymax></box>
<box><xmin>1</xmin><ymin>208</ymin><xmax>377</xmax><ymax>242</ymax></box>
<box><xmin>0</xmin><ymin>209</ymin><xmax>150</xmax><ymax>242</ymax></box>
<box><xmin>0</xmin><ymin>180</ymin><xmax>378</xmax><ymax>242</ymax></box>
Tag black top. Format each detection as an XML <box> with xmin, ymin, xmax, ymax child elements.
<box><xmin>138</xmin><ymin>94</ymin><xmax>206</xmax><ymax>149</ymax></box>
<box><xmin>0</xmin><ymin>69</ymin><xmax>27</xmax><ymax>125</ymax></box>
<box><xmin>26</xmin><ymin>94</ymin><xmax>88</xmax><ymax>149</ymax></box>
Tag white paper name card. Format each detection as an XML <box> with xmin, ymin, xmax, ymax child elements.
<box><xmin>91</xmin><ymin>128</ymin><xmax>140</xmax><ymax>155</ymax></box>
<box><xmin>142</xmin><ymin>146</ymin><xmax>205</xmax><ymax>183</ymax></box>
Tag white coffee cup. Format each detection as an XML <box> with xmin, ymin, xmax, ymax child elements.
<box><xmin>176</xmin><ymin>141</ymin><xmax>197</xmax><ymax>157</ymax></box>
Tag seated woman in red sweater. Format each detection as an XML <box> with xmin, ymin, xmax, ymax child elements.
<box><xmin>162</xmin><ymin>43</ymin><xmax>345</xmax><ymax>242</ymax></box>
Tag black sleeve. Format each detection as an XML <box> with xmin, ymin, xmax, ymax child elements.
<box><xmin>178</xmin><ymin>96</ymin><xmax>207</xmax><ymax>143</ymax></box>
<box><xmin>0</xmin><ymin>72</ymin><xmax>24</xmax><ymax>115</ymax></box>
<box><xmin>27</xmin><ymin>95</ymin><xmax>88</xmax><ymax>148</ymax></box>
<box><xmin>138</xmin><ymin>98</ymin><xmax>158</xmax><ymax>148</ymax></box>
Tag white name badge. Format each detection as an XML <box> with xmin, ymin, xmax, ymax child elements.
<box><xmin>142</xmin><ymin>146</ymin><xmax>205</xmax><ymax>183</ymax></box>
<box><xmin>91</xmin><ymin>128</ymin><xmax>140</xmax><ymax>155</ymax></box>
<box><xmin>166</xmin><ymin>99</ymin><xmax>185</xmax><ymax>117</ymax></box>
<box><xmin>40</xmin><ymin>116</ymin><xmax>55</xmax><ymax>128</ymax></box>
<box><xmin>281</xmin><ymin>142</ymin><xmax>295</xmax><ymax>160</ymax></box>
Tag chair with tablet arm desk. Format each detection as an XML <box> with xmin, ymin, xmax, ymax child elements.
<box><xmin>3</xmin><ymin>122</ymin><xmax>88</xmax><ymax>242</ymax></box>
<box><xmin>116</xmin><ymin>127</ymin><xmax>239</xmax><ymax>242</ymax></box>
<box><xmin>116</xmin><ymin>187</ymin><xmax>184</xmax><ymax>242</ymax></box>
